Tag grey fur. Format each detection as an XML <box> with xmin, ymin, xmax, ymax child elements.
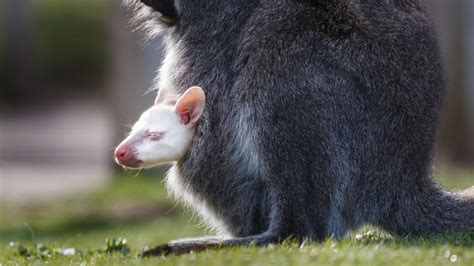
<box><xmin>125</xmin><ymin>0</ymin><xmax>474</xmax><ymax>256</ymax></box>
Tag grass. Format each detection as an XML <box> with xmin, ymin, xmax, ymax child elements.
<box><xmin>0</xmin><ymin>169</ymin><xmax>473</xmax><ymax>265</ymax></box>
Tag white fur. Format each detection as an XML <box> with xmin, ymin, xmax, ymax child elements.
<box><xmin>118</xmin><ymin>105</ymin><xmax>195</xmax><ymax>168</ymax></box>
<box><xmin>155</xmin><ymin>42</ymin><xmax>186</xmax><ymax>104</ymax></box>
<box><xmin>166</xmin><ymin>166</ymin><xmax>233</xmax><ymax>237</ymax></box>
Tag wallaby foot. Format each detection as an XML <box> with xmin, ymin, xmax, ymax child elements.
<box><xmin>140</xmin><ymin>234</ymin><xmax>279</xmax><ymax>257</ymax></box>
<box><xmin>140</xmin><ymin>241</ymin><xmax>220</xmax><ymax>257</ymax></box>
<box><xmin>140</xmin><ymin>238</ymin><xmax>223</xmax><ymax>257</ymax></box>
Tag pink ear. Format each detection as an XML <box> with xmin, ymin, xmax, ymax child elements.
<box><xmin>174</xmin><ymin>86</ymin><xmax>205</xmax><ymax>126</ymax></box>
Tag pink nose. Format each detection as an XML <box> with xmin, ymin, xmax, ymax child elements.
<box><xmin>114</xmin><ymin>144</ymin><xmax>141</xmax><ymax>168</ymax></box>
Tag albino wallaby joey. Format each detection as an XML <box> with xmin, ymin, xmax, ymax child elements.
<box><xmin>115</xmin><ymin>87</ymin><xmax>204</xmax><ymax>169</ymax></box>
<box><xmin>123</xmin><ymin>0</ymin><xmax>474</xmax><ymax>256</ymax></box>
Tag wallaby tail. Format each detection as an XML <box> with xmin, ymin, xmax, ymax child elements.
<box><xmin>381</xmin><ymin>182</ymin><xmax>474</xmax><ymax>236</ymax></box>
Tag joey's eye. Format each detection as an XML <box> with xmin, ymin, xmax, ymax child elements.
<box><xmin>145</xmin><ymin>131</ymin><xmax>164</xmax><ymax>141</ymax></box>
<box><xmin>141</xmin><ymin>0</ymin><xmax>178</xmax><ymax>22</ymax></box>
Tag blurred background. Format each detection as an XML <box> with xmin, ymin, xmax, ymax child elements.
<box><xmin>0</xmin><ymin>0</ymin><xmax>473</xmax><ymax>251</ymax></box>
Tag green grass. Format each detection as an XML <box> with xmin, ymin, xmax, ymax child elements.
<box><xmin>0</xmin><ymin>169</ymin><xmax>473</xmax><ymax>265</ymax></box>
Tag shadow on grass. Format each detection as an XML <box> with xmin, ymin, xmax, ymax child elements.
<box><xmin>1</xmin><ymin>218</ymin><xmax>127</xmax><ymax>242</ymax></box>
<box><xmin>0</xmin><ymin>209</ymin><xmax>178</xmax><ymax>244</ymax></box>
<box><xmin>3</xmin><ymin>215</ymin><xmax>472</xmax><ymax>248</ymax></box>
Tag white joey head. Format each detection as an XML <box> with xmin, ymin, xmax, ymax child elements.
<box><xmin>114</xmin><ymin>86</ymin><xmax>205</xmax><ymax>169</ymax></box>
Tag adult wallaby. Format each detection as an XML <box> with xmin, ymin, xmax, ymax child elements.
<box><xmin>124</xmin><ymin>0</ymin><xmax>474</xmax><ymax>256</ymax></box>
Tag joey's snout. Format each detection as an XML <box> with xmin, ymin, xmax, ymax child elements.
<box><xmin>114</xmin><ymin>143</ymin><xmax>142</xmax><ymax>168</ymax></box>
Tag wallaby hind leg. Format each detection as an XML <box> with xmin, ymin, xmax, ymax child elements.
<box><xmin>141</xmin><ymin>185</ymin><xmax>301</xmax><ymax>257</ymax></box>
